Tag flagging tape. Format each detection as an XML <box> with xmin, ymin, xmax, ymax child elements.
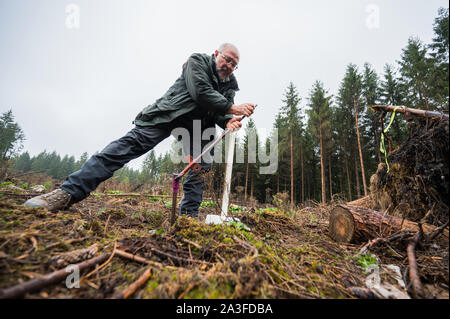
<box><xmin>380</xmin><ymin>106</ymin><xmax>399</xmax><ymax>173</ymax></box>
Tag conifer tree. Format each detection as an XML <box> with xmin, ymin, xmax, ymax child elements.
<box><xmin>280</xmin><ymin>82</ymin><xmax>302</xmax><ymax>210</ymax></box>
<box><xmin>398</xmin><ymin>37</ymin><xmax>432</xmax><ymax>110</ymax></box>
<box><xmin>0</xmin><ymin>109</ymin><xmax>25</xmax><ymax>164</ymax></box>
<box><xmin>307</xmin><ymin>81</ymin><xmax>332</xmax><ymax>203</ymax></box>
<box><xmin>429</xmin><ymin>7</ymin><xmax>449</xmax><ymax>110</ymax></box>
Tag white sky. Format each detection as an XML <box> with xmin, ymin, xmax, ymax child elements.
<box><xmin>0</xmin><ymin>0</ymin><xmax>447</xmax><ymax>170</ymax></box>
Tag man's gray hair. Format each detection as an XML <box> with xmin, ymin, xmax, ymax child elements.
<box><xmin>218</xmin><ymin>43</ymin><xmax>240</xmax><ymax>57</ymax></box>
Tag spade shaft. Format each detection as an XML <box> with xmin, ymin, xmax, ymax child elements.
<box><xmin>170</xmin><ymin>106</ymin><xmax>256</xmax><ymax>225</ymax></box>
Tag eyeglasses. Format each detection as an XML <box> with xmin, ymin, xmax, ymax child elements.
<box><xmin>219</xmin><ymin>52</ymin><xmax>238</xmax><ymax>70</ymax></box>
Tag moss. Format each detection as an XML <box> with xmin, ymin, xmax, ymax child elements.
<box><xmin>222</xmin><ymin>237</ymin><xmax>234</xmax><ymax>244</ymax></box>
<box><xmin>146</xmin><ymin>280</ymin><xmax>160</xmax><ymax>292</ymax></box>
<box><xmin>0</xmin><ymin>209</ymin><xmax>15</xmax><ymax>215</ymax></box>
<box><xmin>87</xmin><ymin>218</ymin><xmax>104</xmax><ymax>234</ymax></box>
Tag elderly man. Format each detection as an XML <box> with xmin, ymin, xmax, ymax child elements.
<box><xmin>25</xmin><ymin>43</ymin><xmax>255</xmax><ymax>217</ymax></box>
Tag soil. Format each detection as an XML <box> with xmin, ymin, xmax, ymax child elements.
<box><xmin>0</xmin><ymin>188</ymin><xmax>448</xmax><ymax>299</ymax></box>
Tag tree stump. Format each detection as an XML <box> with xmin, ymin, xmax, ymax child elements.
<box><xmin>329</xmin><ymin>205</ymin><xmax>449</xmax><ymax>244</ymax></box>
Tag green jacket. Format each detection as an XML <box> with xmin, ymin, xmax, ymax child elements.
<box><xmin>134</xmin><ymin>53</ymin><xmax>239</xmax><ymax>129</ymax></box>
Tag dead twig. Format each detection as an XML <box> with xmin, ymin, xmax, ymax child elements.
<box><xmin>406</xmin><ymin>226</ymin><xmax>425</xmax><ymax>299</ymax></box>
<box><xmin>181</xmin><ymin>238</ymin><xmax>203</xmax><ymax>250</ymax></box>
<box><xmin>111</xmin><ymin>268</ymin><xmax>152</xmax><ymax>299</ymax></box>
<box><xmin>143</xmin><ymin>244</ymin><xmax>213</xmax><ymax>266</ymax></box>
<box><xmin>81</xmin><ymin>242</ymin><xmax>116</xmax><ymax>281</ymax></box>
<box><xmin>15</xmin><ymin>236</ymin><xmax>38</xmax><ymax>260</ymax></box>
<box><xmin>426</xmin><ymin>220</ymin><xmax>449</xmax><ymax>242</ymax></box>
<box><xmin>358</xmin><ymin>230</ymin><xmax>416</xmax><ymax>255</ymax></box>
<box><xmin>104</xmin><ymin>215</ymin><xmax>111</xmax><ymax>237</ymax></box>
<box><xmin>115</xmin><ymin>249</ymin><xmax>178</xmax><ymax>270</ymax></box>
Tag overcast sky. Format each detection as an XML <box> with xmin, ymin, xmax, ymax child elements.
<box><xmin>0</xmin><ymin>0</ymin><xmax>447</xmax><ymax>171</ymax></box>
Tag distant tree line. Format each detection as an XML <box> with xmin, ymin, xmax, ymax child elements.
<box><xmin>14</xmin><ymin>151</ymin><xmax>89</xmax><ymax>180</ymax></box>
<box><xmin>12</xmin><ymin>149</ymin><xmax>185</xmax><ymax>190</ymax></box>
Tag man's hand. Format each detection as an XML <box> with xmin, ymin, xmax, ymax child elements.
<box><xmin>228</xmin><ymin>103</ymin><xmax>255</xmax><ymax>117</ymax></box>
<box><xmin>226</xmin><ymin>117</ymin><xmax>244</xmax><ymax>131</ymax></box>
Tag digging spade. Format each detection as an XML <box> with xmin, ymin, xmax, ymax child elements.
<box><xmin>170</xmin><ymin>108</ymin><xmax>256</xmax><ymax>225</ymax></box>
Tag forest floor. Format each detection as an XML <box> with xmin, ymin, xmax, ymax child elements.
<box><xmin>0</xmin><ymin>185</ymin><xmax>448</xmax><ymax>299</ymax></box>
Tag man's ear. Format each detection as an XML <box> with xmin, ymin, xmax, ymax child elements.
<box><xmin>214</xmin><ymin>50</ymin><xmax>219</xmax><ymax>58</ymax></box>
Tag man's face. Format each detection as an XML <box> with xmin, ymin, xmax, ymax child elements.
<box><xmin>215</xmin><ymin>47</ymin><xmax>239</xmax><ymax>81</ymax></box>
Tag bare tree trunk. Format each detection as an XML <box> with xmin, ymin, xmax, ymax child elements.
<box><xmin>328</xmin><ymin>153</ymin><xmax>333</xmax><ymax>201</ymax></box>
<box><xmin>344</xmin><ymin>140</ymin><xmax>352</xmax><ymax>202</ymax></box>
<box><xmin>300</xmin><ymin>139</ymin><xmax>304</xmax><ymax>204</ymax></box>
<box><xmin>277</xmin><ymin>172</ymin><xmax>280</xmax><ymax>194</ymax></box>
<box><xmin>375</xmin><ymin>128</ymin><xmax>382</xmax><ymax>163</ymax></box>
<box><xmin>354</xmin><ymin>97</ymin><xmax>368</xmax><ymax>196</ymax></box>
<box><xmin>319</xmin><ymin>123</ymin><xmax>326</xmax><ymax>204</ymax></box>
<box><xmin>250</xmin><ymin>175</ymin><xmax>254</xmax><ymax>199</ymax></box>
<box><xmin>244</xmin><ymin>161</ymin><xmax>249</xmax><ymax>201</ymax></box>
<box><xmin>420</xmin><ymin>84</ymin><xmax>430</xmax><ymax>110</ymax></box>
<box><xmin>306</xmin><ymin>170</ymin><xmax>310</xmax><ymax>201</ymax></box>
<box><xmin>290</xmin><ymin>130</ymin><xmax>294</xmax><ymax>211</ymax></box>
<box><xmin>355</xmin><ymin>156</ymin><xmax>361</xmax><ymax>198</ymax></box>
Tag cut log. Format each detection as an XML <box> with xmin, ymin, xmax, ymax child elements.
<box><xmin>329</xmin><ymin>205</ymin><xmax>449</xmax><ymax>244</ymax></box>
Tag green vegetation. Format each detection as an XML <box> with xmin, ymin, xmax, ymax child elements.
<box><xmin>106</xmin><ymin>190</ymin><xmax>123</xmax><ymax>195</ymax></box>
<box><xmin>200</xmin><ymin>200</ymin><xmax>217</xmax><ymax>208</ymax></box>
<box><xmin>356</xmin><ymin>253</ymin><xmax>379</xmax><ymax>272</ymax></box>
<box><xmin>227</xmin><ymin>220</ymin><xmax>251</xmax><ymax>232</ymax></box>
<box><xmin>229</xmin><ymin>205</ymin><xmax>244</xmax><ymax>214</ymax></box>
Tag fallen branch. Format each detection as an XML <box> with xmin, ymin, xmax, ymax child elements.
<box><xmin>358</xmin><ymin>230</ymin><xmax>416</xmax><ymax>255</ymax></box>
<box><xmin>115</xmin><ymin>249</ymin><xmax>178</xmax><ymax>270</ymax></box>
<box><xmin>407</xmin><ymin>228</ymin><xmax>425</xmax><ymax>299</ymax></box>
<box><xmin>369</xmin><ymin>105</ymin><xmax>449</xmax><ymax>120</ymax></box>
<box><xmin>111</xmin><ymin>268</ymin><xmax>152</xmax><ymax>299</ymax></box>
<box><xmin>426</xmin><ymin>220</ymin><xmax>449</xmax><ymax>242</ymax></box>
<box><xmin>0</xmin><ymin>253</ymin><xmax>109</xmax><ymax>299</ymax></box>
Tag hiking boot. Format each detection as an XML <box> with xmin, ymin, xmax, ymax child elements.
<box><xmin>24</xmin><ymin>188</ymin><xmax>73</xmax><ymax>212</ymax></box>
